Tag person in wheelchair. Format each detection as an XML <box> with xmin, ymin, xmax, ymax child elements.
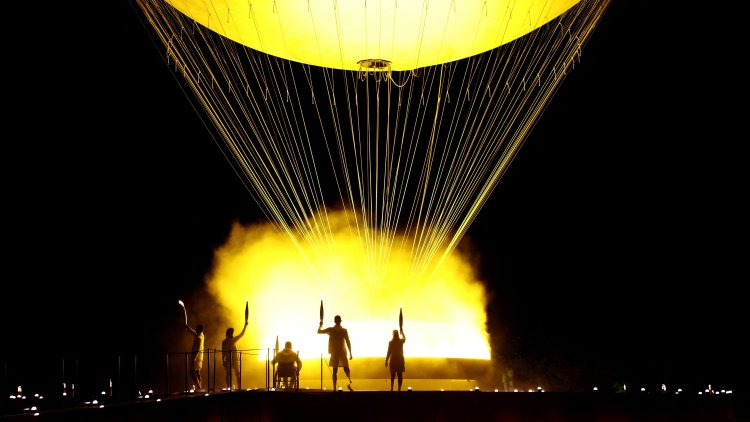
<box><xmin>272</xmin><ymin>341</ymin><xmax>302</xmax><ymax>389</ymax></box>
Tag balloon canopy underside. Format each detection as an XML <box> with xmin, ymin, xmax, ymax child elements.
<box><xmin>166</xmin><ymin>0</ymin><xmax>581</xmax><ymax>71</ymax></box>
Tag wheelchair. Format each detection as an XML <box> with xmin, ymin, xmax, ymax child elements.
<box><xmin>273</xmin><ymin>362</ymin><xmax>299</xmax><ymax>391</ymax></box>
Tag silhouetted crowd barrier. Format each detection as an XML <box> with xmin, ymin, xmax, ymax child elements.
<box><xmin>1</xmin><ymin>348</ymin><xmax>274</xmax><ymax>418</ymax></box>
<box><xmin>2</xmin><ymin>352</ymin><xmax>745</xmax><ymax>420</ymax></box>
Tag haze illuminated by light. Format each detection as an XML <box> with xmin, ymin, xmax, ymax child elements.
<box><xmin>205</xmin><ymin>209</ymin><xmax>490</xmax><ymax>361</ymax></box>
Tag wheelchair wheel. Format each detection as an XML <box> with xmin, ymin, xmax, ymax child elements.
<box><xmin>273</xmin><ymin>368</ymin><xmax>298</xmax><ymax>391</ymax></box>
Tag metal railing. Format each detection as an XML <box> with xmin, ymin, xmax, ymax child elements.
<box><xmin>1</xmin><ymin>348</ymin><xmax>276</xmax><ymax>417</ymax></box>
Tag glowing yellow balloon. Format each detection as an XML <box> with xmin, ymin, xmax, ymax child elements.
<box><xmin>166</xmin><ymin>0</ymin><xmax>581</xmax><ymax>71</ymax></box>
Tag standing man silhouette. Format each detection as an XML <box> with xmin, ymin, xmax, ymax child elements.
<box><xmin>318</xmin><ymin>315</ymin><xmax>353</xmax><ymax>391</ymax></box>
<box><xmin>222</xmin><ymin>321</ymin><xmax>248</xmax><ymax>390</ymax></box>
<box><xmin>385</xmin><ymin>329</ymin><xmax>406</xmax><ymax>391</ymax></box>
<box><xmin>185</xmin><ymin>323</ymin><xmax>205</xmax><ymax>390</ymax></box>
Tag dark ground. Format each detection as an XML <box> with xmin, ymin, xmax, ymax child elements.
<box><xmin>3</xmin><ymin>389</ymin><xmax>745</xmax><ymax>422</ymax></box>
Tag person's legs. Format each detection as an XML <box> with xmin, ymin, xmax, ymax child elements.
<box><xmin>397</xmin><ymin>372</ymin><xmax>403</xmax><ymax>391</ymax></box>
<box><xmin>343</xmin><ymin>367</ymin><xmax>353</xmax><ymax>391</ymax></box>
<box><xmin>390</xmin><ymin>371</ymin><xmax>395</xmax><ymax>391</ymax></box>
<box><xmin>332</xmin><ymin>367</ymin><xmax>338</xmax><ymax>391</ymax></box>
<box><xmin>278</xmin><ymin>363</ymin><xmax>298</xmax><ymax>389</ymax></box>
<box><xmin>234</xmin><ymin>367</ymin><xmax>242</xmax><ymax>389</ymax></box>
<box><xmin>191</xmin><ymin>369</ymin><xmax>202</xmax><ymax>390</ymax></box>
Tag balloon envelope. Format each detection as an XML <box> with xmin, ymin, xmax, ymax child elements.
<box><xmin>165</xmin><ymin>0</ymin><xmax>581</xmax><ymax>71</ymax></box>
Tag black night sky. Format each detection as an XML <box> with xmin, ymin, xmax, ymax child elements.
<box><xmin>3</xmin><ymin>1</ymin><xmax>747</xmax><ymax>393</ymax></box>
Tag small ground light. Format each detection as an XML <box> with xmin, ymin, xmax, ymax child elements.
<box><xmin>593</xmin><ymin>387</ymin><xmax>598</xmax><ymax>391</ymax></box>
<box><xmin>640</xmin><ymin>388</ymin><xmax>646</xmax><ymax>392</ymax></box>
<box><xmin>407</xmin><ymin>387</ymin><xmax>412</xmax><ymax>391</ymax></box>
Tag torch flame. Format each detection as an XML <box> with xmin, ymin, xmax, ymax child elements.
<box><xmin>178</xmin><ymin>300</ymin><xmax>188</xmax><ymax>325</ymax></box>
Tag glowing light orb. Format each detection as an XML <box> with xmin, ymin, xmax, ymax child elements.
<box><xmin>164</xmin><ymin>0</ymin><xmax>581</xmax><ymax>71</ymax></box>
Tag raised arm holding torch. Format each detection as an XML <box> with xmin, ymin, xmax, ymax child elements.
<box><xmin>387</xmin><ymin>309</ymin><xmax>407</xmax><ymax>392</ymax></box>
<box><xmin>180</xmin><ymin>300</ymin><xmax>205</xmax><ymax>390</ymax></box>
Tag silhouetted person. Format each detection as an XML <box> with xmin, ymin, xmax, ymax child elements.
<box><xmin>385</xmin><ymin>329</ymin><xmax>406</xmax><ymax>391</ymax></box>
<box><xmin>221</xmin><ymin>321</ymin><xmax>248</xmax><ymax>390</ymax></box>
<box><xmin>272</xmin><ymin>341</ymin><xmax>303</xmax><ymax>389</ymax></box>
<box><xmin>185</xmin><ymin>322</ymin><xmax>204</xmax><ymax>390</ymax></box>
<box><xmin>318</xmin><ymin>314</ymin><xmax>353</xmax><ymax>391</ymax></box>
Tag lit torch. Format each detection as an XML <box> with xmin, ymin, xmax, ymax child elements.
<box><xmin>399</xmin><ymin>302</ymin><xmax>403</xmax><ymax>334</ymax></box>
<box><xmin>244</xmin><ymin>296</ymin><xmax>249</xmax><ymax>324</ymax></box>
<box><xmin>319</xmin><ymin>294</ymin><xmax>324</xmax><ymax>325</ymax></box>
<box><xmin>178</xmin><ymin>300</ymin><xmax>188</xmax><ymax>325</ymax></box>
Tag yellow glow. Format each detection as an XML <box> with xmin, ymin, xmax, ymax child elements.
<box><xmin>165</xmin><ymin>0</ymin><xmax>581</xmax><ymax>71</ymax></box>
<box><xmin>207</xmin><ymin>208</ymin><xmax>490</xmax><ymax>360</ymax></box>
